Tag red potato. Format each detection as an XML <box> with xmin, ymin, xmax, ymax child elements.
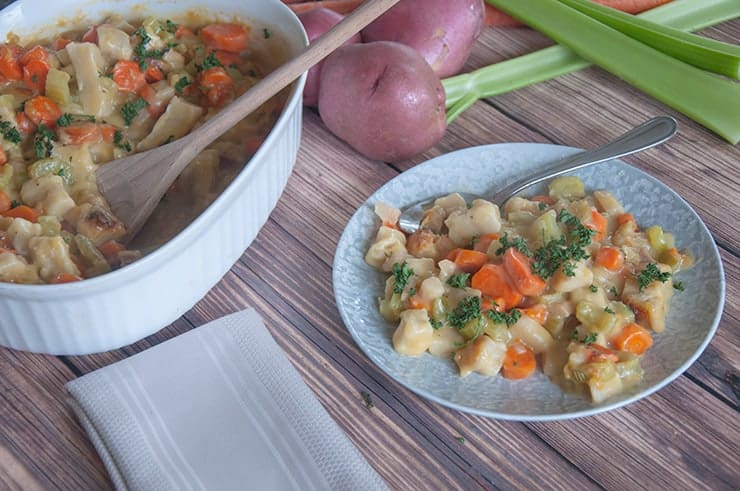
<box><xmin>361</xmin><ymin>0</ymin><xmax>484</xmax><ymax>78</ymax></box>
<box><xmin>298</xmin><ymin>8</ymin><xmax>362</xmax><ymax>107</ymax></box>
<box><xmin>318</xmin><ymin>41</ymin><xmax>446</xmax><ymax>162</ymax></box>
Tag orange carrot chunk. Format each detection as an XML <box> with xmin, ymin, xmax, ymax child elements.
<box><xmin>616</xmin><ymin>212</ymin><xmax>636</xmax><ymax>226</ymax></box>
<box><xmin>24</xmin><ymin>95</ymin><xmax>62</xmax><ymax>127</ymax></box>
<box><xmin>612</xmin><ymin>322</ymin><xmax>653</xmax><ymax>355</ymax></box>
<box><xmin>0</xmin><ymin>147</ymin><xmax>7</xmax><ymax>167</ymax></box>
<box><xmin>2</xmin><ymin>205</ymin><xmax>40</xmax><ymax>222</ymax></box>
<box><xmin>502</xmin><ymin>247</ymin><xmax>546</xmax><ymax>296</ymax></box>
<box><xmin>0</xmin><ymin>189</ymin><xmax>11</xmax><ymax>213</ymax></box>
<box><xmin>15</xmin><ymin>111</ymin><xmax>36</xmax><ymax>134</ymax></box>
<box><xmin>449</xmin><ymin>248</ymin><xmax>489</xmax><ymax>273</ymax></box>
<box><xmin>59</xmin><ymin>123</ymin><xmax>103</xmax><ymax>145</ymax></box>
<box><xmin>0</xmin><ymin>45</ymin><xmax>22</xmax><ymax>80</ymax></box>
<box><xmin>112</xmin><ymin>60</ymin><xmax>146</xmax><ymax>93</ymax></box>
<box><xmin>593</xmin><ymin>246</ymin><xmax>625</xmax><ymax>271</ymax></box>
<box><xmin>471</xmin><ymin>263</ymin><xmax>523</xmax><ymax>311</ymax></box>
<box><xmin>201</xmin><ymin>23</ymin><xmax>250</xmax><ymax>53</ymax></box>
<box><xmin>199</xmin><ymin>67</ymin><xmax>234</xmax><ymax>107</ymax></box>
<box><xmin>586</xmin><ymin>208</ymin><xmax>608</xmax><ymax>242</ymax></box>
<box><xmin>473</xmin><ymin>233</ymin><xmax>500</xmax><ymax>253</ymax></box>
<box><xmin>502</xmin><ymin>341</ymin><xmax>537</xmax><ymax>379</ymax></box>
<box><xmin>520</xmin><ymin>304</ymin><xmax>548</xmax><ymax>325</ymax></box>
<box><xmin>51</xmin><ymin>272</ymin><xmax>83</xmax><ymax>284</ymax></box>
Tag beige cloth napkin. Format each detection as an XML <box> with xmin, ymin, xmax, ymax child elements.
<box><xmin>66</xmin><ymin>309</ymin><xmax>386</xmax><ymax>491</ymax></box>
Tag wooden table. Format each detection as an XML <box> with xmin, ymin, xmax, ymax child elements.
<box><xmin>1</xmin><ymin>7</ymin><xmax>738</xmax><ymax>490</ymax></box>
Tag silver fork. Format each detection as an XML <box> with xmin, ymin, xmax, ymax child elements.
<box><xmin>397</xmin><ymin>116</ymin><xmax>677</xmax><ymax>234</ymax></box>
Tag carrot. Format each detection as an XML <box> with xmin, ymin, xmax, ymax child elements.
<box><xmin>112</xmin><ymin>60</ymin><xmax>146</xmax><ymax>93</ymax></box>
<box><xmin>58</xmin><ymin>123</ymin><xmax>102</xmax><ymax>145</ymax></box>
<box><xmin>471</xmin><ymin>263</ymin><xmax>523</xmax><ymax>311</ymax></box>
<box><xmin>24</xmin><ymin>95</ymin><xmax>62</xmax><ymax>127</ymax></box>
<box><xmin>612</xmin><ymin>323</ymin><xmax>653</xmax><ymax>355</ymax></box>
<box><xmin>502</xmin><ymin>341</ymin><xmax>537</xmax><ymax>379</ymax></box>
<box><xmin>51</xmin><ymin>272</ymin><xmax>83</xmax><ymax>284</ymax></box>
<box><xmin>502</xmin><ymin>247</ymin><xmax>546</xmax><ymax>296</ymax></box>
<box><xmin>100</xmin><ymin>124</ymin><xmax>117</xmax><ymax>143</ymax></box>
<box><xmin>2</xmin><ymin>205</ymin><xmax>40</xmax><ymax>222</ymax></box>
<box><xmin>530</xmin><ymin>195</ymin><xmax>556</xmax><ymax>205</ymax></box>
<box><xmin>484</xmin><ymin>0</ymin><xmax>672</xmax><ymax>27</ymax></box>
<box><xmin>81</xmin><ymin>26</ymin><xmax>98</xmax><ymax>44</ymax></box>
<box><xmin>521</xmin><ymin>304</ymin><xmax>548</xmax><ymax>325</ymax></box>
<box><xmin>15</xmin><ymin>111</ymin><xmax>35</xmax><ymax>134</ymax></box>
<box><xmin>144</xmin><ymin>64</ymin><xmax>164</xmax><ymax>83</ymax></box>
<box><xmin>473</xmin><ymin>232</ymin><xmax>499</xmax><ymax>253</ymax></box>
<box><xmin>407</xmin><ymin>295</ymin><xmax>430</xmax><ymax>311</ymax></box>
<box><xmin>51</xmin><ymin>38</ymin><xmax>72</xmax><ymax>51</ymax></box>
<box><xmin>286</xmin><ymin>0</ymin><xmax>363</xmax><ymax>14</ymax></box>
<box><xmin>593</xmin><ymin>246</ymin><xmax>624</xmax><ymax>271</ymax></box>
<box><xmin>0</xmin><ymin>45</ymin><xmax>22</xmax><ymax>80</ymax></box>
<box><xmin>22</xmin><ymin>59</ymin><xmax>50</xmax><ymax>92</ymax></box>
<box><xmin>200</xmin><ymin>23</ymin><xmax>250</xmax><ymax>53</ymax></box>
<box><xmin>98</xmin><ymin>240</ymin><xmax>125</xmax><ymax>262</ymax></box>
<box><xmin>585</xmin><ymin>208</ymin><xmax>608</xmax><ymax>242</ymax></box>
<box><xmin>0</xmin><ymin>147</ymin><xmax>6</xmax><ymax>167</ymax></box>
<box><xmin>584</xmin><ymin>343</ymin><xmax>620</xmax><ymax>363</ymax></box>
<box><xmin>0</xmin><ymin>189</ymin><xmax>11</xmax><ymax>213</ymax></box>
<box><xmin>199</xmin><ymin>67</ymin><xmax>234</xmax><ymax>107</ymax></box>
<box><xmin>20</xmin><ymin>45</ymin><xmax>48</xmax><ymax>65</ymax></box>
<box><xmin>616</xmin><ymin>212</ymin><xmax>635</xmax><ymax>225</ymax></box>
<box><xmin>212</xmin><ymin>50</ymin><xmax>242</xmax><ymax>67</ymax></box>
<box><xmin>447</xmin><ymin>248</ymin><xmax>489</xmax><ymax>273</ymax></box>
<box><xmin>175</xmin><ymin>25</ymin><xmax>195</xmax><ymax>39</ymax></box>
<box><xmin>136</xmin><ymin>84</ymin><xmax>165</xmax><ymax>118</ymax></box>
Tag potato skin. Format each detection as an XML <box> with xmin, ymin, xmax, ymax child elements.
<box><xmin>298</xmin><ymin>8</ymin><xmax>362</xmax><ymax>107</ymax></box>
<box><xmin>362</xmin><ymin>0</ymin><xmax>484</xmax><ymax>78</ymax></box>
<box><xmin>318</xmin><ymin>41</ymin><xmax>446</xmax><ymax>162</ymax></box>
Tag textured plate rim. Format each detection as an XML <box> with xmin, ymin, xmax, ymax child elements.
<box><xmin>332</xmin><ymin>143</ymin><xmax>725</xmax><ymax>421</ymax></box>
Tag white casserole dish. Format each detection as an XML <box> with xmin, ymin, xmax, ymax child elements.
<box><xmin>0</xmin><ymin>0</ymin><xmax>308</xmax><ymax>354</ymax></box>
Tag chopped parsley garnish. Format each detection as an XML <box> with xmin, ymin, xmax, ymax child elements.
<box><xmin>56</xmin><ymin>113</ymin><xmax>95</xmax><ymax>127</ymax></box>
<box><xmin>447</xmin><ymin>296</ymin><xmax>481</xmax><ymax>329</ymax></box>
<box><xmin>120</xmin><ymin>98</ymin><xmax>149</xmax><ymax>126</ymax></box>
<box><xmin>609</xmin><ymin>286</ymin><xmax>618</xmax><ymax>296</ymax></box>
<box><xmin>604</xmin><ymin>306</ymin><xmax>615</xmax><ymax>314</ymax></box>
<box><xmin>0</xmin><ymin>118</ymin><xmax>22</xmax><ymax>144</ymax></box>
<box><xmin>637</xmin><ymin>263</ymin><xmax>671</xmax><ymax>291</ymax></box>
<box><xmin>581</xmin><ymin>333</ymin><xmax>598</xmax><ymax>344</ymax></box>
<box><xmin>486</xmin><ymin>308</ymin><xmax>521</xmax><ymax>327</ymax></box>
<box><xmin>360</xmin><ymin>390</ymin><xmax>374</xmax><ymax>409</ymax></box>
<box><xmin>263</xmin><ymin>28</ymin><xmax>271</xmax><ymax>39</ymax></box>
<box><xmin>673</xmin><ymin>281</ymin><xmax>685</xmax><ymax>291</ymax></box>
<box><xmin>165</xmin><ymin>19</ymin><xmax>178</xmax><ymax>33</ymax></box>
<box><xmin>431</xmin><ymin>319</ymin><xmax>443</xmax><ymax>329</ymax></box>
<box><xmin>447</xmin><ymin>273</ymin><xmax>469</xmax><ymax>289</ymax></box>
<box><xmin>392</xmin><ymin>261</ymin><xmax>414</xmax><ymax>294</ymax></box>
<box><xmin>133</xmin><ymin>27</ymin><xmax>165</xmax><ymax>66</ymax></box>
<box><xmin>10</xmin><ymin>200</ymin><xmax>20</xmax><ymax>208</ymax></box>
<box><xmin>113</xmin><ymin>130</ymin><xmax>132</xmax><ymax>152</ymax></box>
<box><xmin>196</xmin><ymin>52</ymin><xmax>223</xmax><ymax>71</ymax></box>
<box><xmin>589</xmin><ymin>285</ymin><xmax>598</xmax><ymax>293</ymax></box>
<box><xmin>174</xmin><ymin>76</ymin><xmax>192</xmax><ymax>94</ymax></box>
<box><xmin>538</xmin><ymin>202</ymin><xmax>548</xmax><ymax>211</ymax></box>
<box><xmin>496</xmin><ymin>232</ymin><xmax>531</xmax><ymax>257</ymax></box>
<box><xmin>530</xmin><ymin>211</ymin><xmax>593</xmax><ymax>280</ymax></box>
<box><xmin>559</xmin><ymin>209</ymin><xmax>596</xmax><ymax>247</ymax></box>
<box><xmin>33</xmin><ymin>123</ymin><xmax>56</xmax><ymax>158</ymax></box>
<box><xmin>408</xmin><ymin>287</ymin><xmax>417</xmax><ymax>297</ymax></box>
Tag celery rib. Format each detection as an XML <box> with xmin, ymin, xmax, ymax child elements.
<box><xmin>476</xmin><ymin>0</ymin><xmax>740</xmax><ymax>143</ymax></box>
<box><xmin>443</xmin><ymin>0</ymin><xmax>740</xmax><ymax>137</ymax></box>
<box><xmin>560</xmin><ymin>0</ymin><xmax>740</xmax><ymax>79</ymax></box>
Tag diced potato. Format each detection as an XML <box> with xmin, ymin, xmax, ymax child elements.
<box><xmin>6</xmin><ymin>218</ymin><xmax>42</xmax><ymax>255</ymax></box>
<box><xmin>428</xmin><ymin>327</ymin><xmax>463</xmax><ymax>358</ymax></box>
<box><xmin>96</xmin><ymin>26</ymin><xmax>133</xmax><ymax>63</ymax></box>
<box><xmin>374</xmin><ymin>201</ymin><xmax>401</xmax><ymax>226</ymax></box>
<box><xmin>445</xmin><ymin>199</ymin><xmax>501</xmax><ymax>246</ymax></box>
<box><xmin>593</xmin><ymin>190</ymin><xmax>624</xmax><ymax>214</ymax></box>
<box><xmin>137</xmin><ymin>96</ymin><xmax>203</xmax><ymax>151</ymax></box>
<box><xmin>405</xmin><ymin>257</ymin><xmax>435</xmax><ymax>279</ymax></box>
<box><xmin>418</xmin><ymin>276</ymin><xmax>445</xmax><ymax>302</ymax></box>
<box><xmin>530</xmin><ymin>209</ymin><xmax>563</xmax><ymax>248</ymax></box>
<box><xmin>392</xmin><ymin>309</ymin><xmax>434</xmax><ymax>356</ymax></box>
<box><xmin>0</xmin><ymin>251</ymin><xmax>40</xmax><ymax>283</ymax></box>
<box><xmin>552</xmin><ymin>260</ymin><xmax>593</xmax><ymax>293</ymax></box>
<box><xmin>548</xmin><ymin>176</ymin><xmax>585</xmax><ymax>200</ymax></box>
<box><xmin>508</xmin><ymin>315</ymin><xmax>554</xmax><ymax>354</ymax></box>
<box><xmin>433</xmin><ymin>193</ymin><xmax>466</xmax><ymax>214</ymax></box>
<box><xmin>406</xmin><ymin>229</ymin><xmax>454</xmax><ymax>261</ymax></box>
<box><xmin>454</xmin><ymin>335</ymin><xmax>507</xmax><ymax>377</ymax></box>
<box><xmin>28</xmin><ymin>236</ymin><xmax>80</xmax><ymax>282</ymax></box>
<box><xmin>621</xmin><ymin>272</ymin><xmax>673</xmax><ymax>332</ymax></box>
<box><xmin>20</xmin><ymin>175</ymin><xmax>76</xmax><ymax>219</ymax></box>
<box><xmin>364</xmin><ymin>226</ymin><xmax>407</xmax><ymax>271</ymax></box>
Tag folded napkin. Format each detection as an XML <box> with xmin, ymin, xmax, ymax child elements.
<box><xmin>66</xmin><ymin>309</ymin><xmax>387</xmax><ymax>491</ymax></box>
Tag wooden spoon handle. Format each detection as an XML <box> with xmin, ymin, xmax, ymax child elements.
<box><xmin>189</xmin><ymin>0</ymin><xmax>401</xmax><ymax>152</ymax></box>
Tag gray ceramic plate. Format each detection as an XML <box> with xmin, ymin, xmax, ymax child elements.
<box><xmin>332</xmin><ymin>143</ymin><xmax>725</xmax><ymax>421</ymax></box>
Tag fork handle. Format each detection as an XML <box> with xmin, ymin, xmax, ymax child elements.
<box><xmin>489</xmin><ymin>116</ymin><xmax>677</xmax><ymax>204</ymax></box>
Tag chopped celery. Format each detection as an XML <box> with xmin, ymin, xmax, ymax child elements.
<box><xmin>28</xmin><ymin>158</ymin><xmax>74</xmax><ymax>185</ymax></box>
<box><xmin>74</xmin><ymin>234</ymin><xmax>110</xmax><ymax>277</ymax></box>
<box><xmin>444</xmin><ymin>0</ymin><xmax>740</xmax><ymax>132</ymax></box>
<box><xmin>486</xmin><ymin>0</ymin><xmax>740</xmax><ymax>143</ymax></box>
<box><xmin>38</xmin><ymin>216</ymin><xmax>62</xmax><ymax>237</ymax></box>
<box><xmin>560</xmin><ymin>0</ymin><xmax>740</xmax><ymax>79</ymax></box>
<box><xmin>379</xmin><ymin>293</ymin><xmax>403</xmax><ymax>322</ymax></box>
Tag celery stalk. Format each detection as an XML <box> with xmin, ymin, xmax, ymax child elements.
<box><xmin>443</xmin><ymin>0</ymin><xmax>740</xmax><ymax>128</ymax></box>
<box><xmin>477</xmin><ymin>0</ymin><xmax>740</xmax><ymax>143</ymax></box>
<box><xmin>560</xmin><ymin>0</ymin><xmax>740</xmax><ymax>79</ymax></box>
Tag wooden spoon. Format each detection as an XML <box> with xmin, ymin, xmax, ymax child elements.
<box><xmin>97</xmin><ymin>0</ymin><xmax>400</xmax><ymax>242</ymax></box>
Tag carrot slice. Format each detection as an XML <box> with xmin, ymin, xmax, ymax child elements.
<box><xmin>616</xmin><ymin>212</ymin><xmax>636</xmax><ymax>227</ymax></box>
<box><xmin>212</xmin><ymin>50</ymin><xmax>242</xmax><ymax>67</ymax></box>
<box><xmin>502</xmin><ymin>341</ymin><xmax>537</xmax><ymax>379</ymax></box>
<box><xmin>520</xmin><ymin>304</ymin><xmax>548</xmax><ymax>325</ymax></box>
<box><xmin>81</xmin><ymin>26</ymin><xmax>98</xmax><ymax>44</ymax></box>
<box><xmin>473</xmin><ymin>233</ymin><xmax>499</xmax><ymax>253</ymax></box>
<box><xmin>0</xmin><ymin>45</ymin><xmax>23</xmax><ymax>80</ymax></box>
<box><xmin>22</xmin><ymin>59</ymin><xmax>50</xmax><ymax>93</ymax></box>
<box><xmin>471</xmin><ymin>263</ymin><xmax>522</xmax><ymax>310</ymax></box>
<box><xmin>51</xmin><ymin>272</ymin><xmax>83</xmax><ymax>284</ymax></box>
<box><xmin>199</xmin><ymin>67</ymin><xmax>234</xmax><ymax>107</ymax></box>
<box><xmin>100</xmin><ymin>124</ymin><xmax>117</xmax><ymax>143</ymax></box>
<box><xmin>593</xmin><ymin>246</ymin><xmax>625</xmax><ymax>271</ymax></box>
<box><xmin>585</xmin><ymin>208</ymin><xmax>608</xmax><ymax>242</ymax></box>
<box><xmin>51</xmin><ymin>38</ymin><xmax>72</xmax><ymax>51</ymax></box>
<box><xmin>2</xmin><ymin>205</ymin><xmax>40</xmax><ymax>222</ymax></box>
<box><xmin>20</xmin><ymin>45</ymin><xmax>48</xmax><ymax>65</ymax></box>
<box><xmin>503</xmin><ymin>247</ymin><xmax>546</xmax><ymax>296</ymax></box>
<box><xmin>0</xmin><ymin>147</ymin><xmax>7</xmax><ymax>167</ymax></box>
<box><xmin>585</xmin><ymin>343</ymin><xmax>620</xmax><ymax>363</ymax></box>
<box><xmin>201</xmin><ymin>23</ymin><xmax>250</xmax><ymax>53</ymax></box>
<box><xmin>15</xmin><ymin>111</ymin><xmax>35</xmax><ymax>134</ymax></box>
<box><xmin>24</xmin><ymin>95</ymin><xmax>62</xmax><ymax>127</ymax></box>
<box><xmin>0</xmin><ymin>189</ymin><xmax>11</xmax><ymax>213</ymax></box>
<box><xmin>112</xmin><ymin>60</ymin><xmax>146</xmax><ymax>93</ymax></box>
<box><xmin>175</xmin><ymin>25</ymin><xmax>195</xmax><ymax>39</ymax></box>
<box><xmin>612</xmin><ymin>322</ymin><xmax>653</xmax><ymax>355</ymax></box>
<box><xmin>448</xmin><ymin>248</ymin><xmax>489</xmax><ymax>273</ymax></box>
<box><xmin>98</xmin><ymin>240</ymin><xmax>125</xmax><ymax>262</ymax></box>
<box><xmin>59</xmin><ymin>123</ymin><xmax>102</xmax><ymax>145</ymax></box>
<box><xmin>144</xmin><ymin>64</ymin><xmax>165</xmax><ymax>83</ymax></box>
